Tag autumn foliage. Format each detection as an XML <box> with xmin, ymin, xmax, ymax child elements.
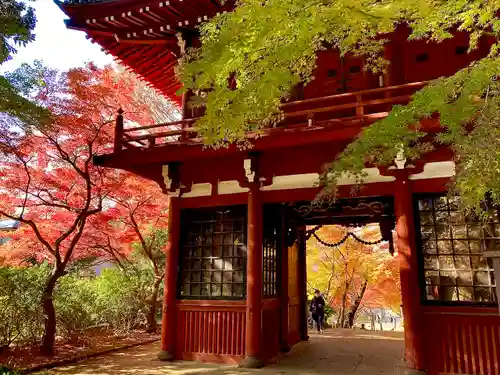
<box><xmin>0</xmin><ymin>63</ymin><xmax>171</xmax><ymax>354</ymax></box>
<box><xmin>306</xmin><ymin>224</ymin><xmax>401</xmax><ymax>328</ymax></box>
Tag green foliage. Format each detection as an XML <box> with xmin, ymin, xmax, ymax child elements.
<box><xmin>130</xmin><ymin>227</ymin><xmax>168</xmax><ymax>268</ymax></box>
<box><xmin>181</xmin><ymin>0</ymin><xmax>500</xmax><ymax>211</ymax></box>
<box><xmin>1</xmin><ymin>7</ymin><xmax>51</xmax><ymax>132</ymax></box>
<box><xmin>0</xmin><ymin>0</ymin><xmax>36</xmax><ymax>64</ymax></box>
<box><xmin>452</xmin><ymin>86</ymin><xmax>500</xmax><ymax>212</ymax></box>
<box><xmin>324</xmin><ymin>304</ymin><xmax>334</xmax><ymax>320</ymax></box>
<box><xmin>0</xmin><ymin>366</ymin><xmax>20</xmax><ymax>375</ymax></box>
<box><xmin>0</xmin><ymin>264</ymin><xmax>47</xmax><ymax>348</ymax></box>
<box><xmin>0</xmin><ymin>261</ymin><xmax>160</xmax><ymax>350</ymax></box>
<box><xmin>54</xmin><ymin>274</ymin><xmax>97</xmax><ymax>337</ymax></box>
<box><xmin>321</xmin><ymin>57</ymin><xmax>500</xmax><ymax>214</ymax></box>
<box><xmin>91</xmin><ymin>265</ymin><xmax>157</xmax><ymax>333</ymax></box>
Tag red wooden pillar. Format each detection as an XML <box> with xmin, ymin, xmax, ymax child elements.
<box><xmin>241</xmin><ymin>186</ymin><xmax>264</xmax><ymax>368</ymax></box>
<box><xmin>297</xmin><ymin>226</ymin><xmax>309</xmax><ymax>341</ymax></box>
<box><xmin>279</xmin><ymin>206</ymin><xmax>290</xmax><ymax>352</ymax></box>
<box><xmin>158</xmin><ymin>197</ymin><xmax>180</xmax><ymax>361</ymax></box>
<box><xmin>394</xmin><ymin>175</ymin><xmax>426</xmax><ymax>373</ymax></box>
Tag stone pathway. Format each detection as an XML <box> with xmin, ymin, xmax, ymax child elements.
<box><xmin>43</xmin><ymin>329</ymin><xmax>405</xmax><ymax>375</ymax></box>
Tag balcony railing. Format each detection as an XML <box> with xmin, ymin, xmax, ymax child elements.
<box><xmin>114</xmin><ymin>81</ymin><xmax>427</xmax><ymax>152</ymax></box>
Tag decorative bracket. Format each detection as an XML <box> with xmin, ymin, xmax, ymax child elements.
<box><xmin>176</xmin><ymin>32</ymin><xmax>186</xmax><ymax>55</ymax></box>
<box><xmin>162</xmin><ymin>164</ymin><xmax>172</xmax><ymax>190</ymax></box>
<box><xmin>161</xmin><ymin>163</ymin><xmax>181</xmax><ymax>196</ymax></box>
<box><xmin>244</xmin><ymin>152</ymin><xmax>260</xmax><ymax>182</ymax></box>
<box><xmin>394</xmin><ymin>144</ymin><xmax>407</xmax><ymax>170</ymax></box>
<box><xmin>244</xmin><ymin>158</ymin><xmax>255</xmax><ymax>183</ymax></box>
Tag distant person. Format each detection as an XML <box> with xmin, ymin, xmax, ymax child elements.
<box><xmin>360</xmin><ymin>324</ymin><xmax>366</xmax><ymax>330</ymax></box>
<box><xmin>310</xmin><ymin>289</ymin><xmax>325</xmax><ymax>334</ymax></box>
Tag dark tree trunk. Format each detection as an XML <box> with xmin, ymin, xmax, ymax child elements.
<box><xmin>338</xmin><ymin>288</ymin><xmax>348</xmax><ymax>328</ymax></box>
<box><xmin>146</xmin><ymin>276</ymin><xmax>163</xmax><ymax>333</ymax></box>
<box><xmin>41</xmin><ymin>269</ymin><xmax>63</xmax><ymax>355</ymax></box>
<box><xmin>346</xmin><ymin>280</ymin><xmax>368</xmax><ymax>328</ymax></box>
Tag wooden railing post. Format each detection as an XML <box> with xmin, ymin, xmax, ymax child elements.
<box><xmin>147</xmin><ymin>135</ymin><xmax>156</xmax><ymax>149</ymax></box>
<box><xmin>355</xmin><ymin>94</ymin><xmax>364</xmax><ymax>116</ymax></box>
<box><xmin>113</xmin><ymin>108</ymin><xmax>124</xmax><ymax>153</ymax></box>
<box><xmin>181</xmin><ymin>120</ymin><xmax>188</xmax><ymax>142</ymax></box>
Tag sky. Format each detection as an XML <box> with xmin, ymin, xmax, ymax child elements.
<box><xmin>1</xmin><ymin>0</ymin><xmax>114</xmax><ymax>73</ymax></box>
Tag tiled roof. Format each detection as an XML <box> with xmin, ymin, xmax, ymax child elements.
<box><xmin>55</xmin><ymin>0</ymin><xmax>232</xmax><ymax>105</ymax></box>
<box><xmin>60</xmin><ymin>0</ymin><xmax>110</xmax><ymax>4</ymax></box>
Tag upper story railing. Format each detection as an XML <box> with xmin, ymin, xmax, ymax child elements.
<box><xmin>113</xmin><ymin>81</ymin><xmax>427</xmax><ymax>152</ymax></box>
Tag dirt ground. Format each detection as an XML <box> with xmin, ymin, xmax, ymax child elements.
<box><xmin>0</xmin><ymin>330</ymin><xmax>159</xmax><ymax>372</ymax></box>
<box><xmin>42</xmin><ymin>329</ymin><xmax>405</xmax><ymax>375</ymax></box>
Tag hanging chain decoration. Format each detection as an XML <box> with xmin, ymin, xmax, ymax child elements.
<box><xmin>311</xmin><ymin>231</ymin><xmax>384</xmax><ymax>247</ymax></box>
<box><xmin>309</xmin><ymin>227</ymin><xmax>384</xmax><ymax>248</ymax></box>
<box><xmin>305</xmin><ymin>224</ymin><xmax>323</xmax><ymax>239</ymax></box>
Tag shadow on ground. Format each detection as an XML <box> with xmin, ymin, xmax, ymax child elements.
<box><xmin>43</xmin><ymin>329</ymin><xmax>405</xmax><ymax>375</ymax></box>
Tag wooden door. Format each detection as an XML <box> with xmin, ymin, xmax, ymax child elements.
<box><xmin>287</xmin><ymin>241</ymin><xmax>302</xmax><ymax>346</ymax></box>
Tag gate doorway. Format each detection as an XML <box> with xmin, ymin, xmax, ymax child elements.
<box><xmin>305</xmin><ymin>223</ymin><xmax>402</xmax><ymax>332</ymax></box>
<box><xmin>274</xmin><ymin>196</ymin><xmax>400</xmax><ymax>350</ymax></box>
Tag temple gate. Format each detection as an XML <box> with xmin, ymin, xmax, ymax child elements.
<box><xmin>56</xmin><ymin>1</ymin><xmax>500</xmax><ymax>373</ymax></box>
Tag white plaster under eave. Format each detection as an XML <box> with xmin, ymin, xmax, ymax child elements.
<box><xmin>260</xmin><ymin>168</ymin><xmax>395</xmax><ymax>192</ymax></box>
<box><xmin>182</xmin><ymin>183</ymin><xmax>212</xmax><ymax>198</ymax></box>
<box><xmin>409</xmin><ymin>161</ymin><xmax>455</xmax><ymax>180</ymax></box>
<box><xmin>337</xmin><ymin>168</ymin><xmax>395</xmax><ymax>185</ymax></box>
<box><xmin>260</xmin><ymin>173</ymin><xmax>320</xmax><ymax>191</ymax></box>
<box><xmin>209</xmin><ymin>162</ymin><xmax>455</xmax><ymax>196</ymax></box>
<box><xmin>218</xmin><ymin>180</ymin><xmax>249</xmax><ymax>195</ymax></box>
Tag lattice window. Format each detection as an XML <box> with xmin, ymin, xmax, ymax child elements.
<box><xmin>416</xmin><ymin>195</ymin><xmax>497</xmax><ymax>305</ymax></box>
<box><xmin>263</xmin><ymin>206</ymin><xmax>280</xmax><ymax>297</ymax></box>
<box><xmin>179</xmin><ymin>206</ymin><xmax>246</xmax><ymax>299</ymax></box>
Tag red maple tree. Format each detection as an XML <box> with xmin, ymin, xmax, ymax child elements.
<box><xmin>82</xmin><ymin>175</ymin><xmax>169</xmax><ymax>333</ymax></box>
<box><xmin>0</xmin><ymin>63</ymin><xmax>168</xmax><ymax>354</ymax></box>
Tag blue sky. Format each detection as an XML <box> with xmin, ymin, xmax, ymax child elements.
<box><xmin>1</xmin><ymin>0</ymin><xmax>113</xmax><ymax>73</ymax></box>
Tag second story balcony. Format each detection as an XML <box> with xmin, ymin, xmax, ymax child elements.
<box><xmin>115</xmin><ymin>81</ymin><xmax>428</xmax><ymax>153</ymax></box>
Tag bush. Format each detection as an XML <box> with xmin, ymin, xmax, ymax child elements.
<box><xmin>0</xmin><ymin>265</ymin><xmax>47</xmax><ymax>348</ymax></box>
<box><xmin>54</xmin><ymin>274</ymin><xmax>98</xmax><ymax>338</ymax></box>
<box><xmin>0</xmin><ymin>366</ymin><xmax>19</xmax><ymax>375</ymax></box>
<box><xmin>91</xmin><ymin>265</ymin><xmax>156</xmax><ymax>333</ymax></box>
<box><xmin>0</xmin><ymin>261</ymin><xmax>159</xmax><ymax>349</ymax></box>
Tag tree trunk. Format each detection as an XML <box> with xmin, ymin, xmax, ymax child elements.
<box><xmin>146</xmin><ymin>276</ymin><xmax>163</xmax><ymax>333</ymax></box>
<box><xmin>346</xmin><ymin>280</ymin><xmax>368</xmax><ymax>328</ymax></box>
<box><xmin>370</xmin><ymin>312</ymin><xmax>376</xmax><ymax>330</ymax></box>
<box><xmin>338</xmin><ymin>288</ymin><xmax>348</xmax><ymax>328</ymax></box>
<box><xmin>41</xmin><ymin>269</ymin><xmax>63</xmax><ymax>355</ymax></box>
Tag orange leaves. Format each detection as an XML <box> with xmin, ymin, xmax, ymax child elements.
<box><xmin>0</xmin><ymin>64</ymin><xmax>171</xmax><ymax>267</ymax></box>
<box><xmin>306</xmin><ymin>224</ymin><xmax>401</xmax><ymax>312</ymax></box>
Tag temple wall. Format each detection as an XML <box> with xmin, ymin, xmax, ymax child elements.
<box><xmin>423</xmin><ymin>306</ymin><xmax>500</xmax><ymax>375</ymax></box>
<box><xmin>175</xmin><ymin>301</ymin><xmax>246</xmax><ymax>363</ymax></box>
